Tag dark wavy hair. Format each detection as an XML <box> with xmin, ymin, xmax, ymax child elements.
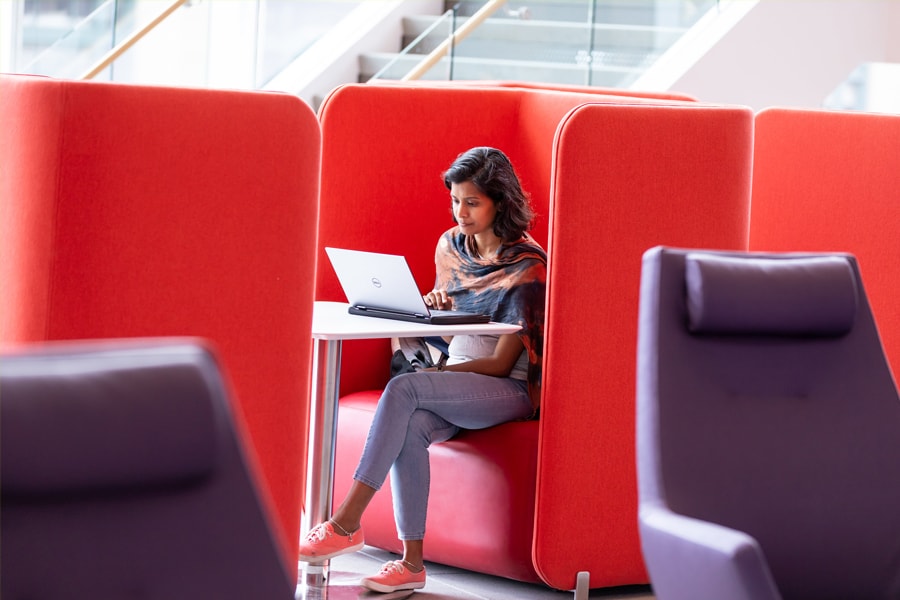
<box><xmin>442</xmin><ymin>147</ymin><xmax>535</xmax><ymax>242</ymax></box>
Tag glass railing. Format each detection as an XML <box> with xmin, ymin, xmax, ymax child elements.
<box><xmin>367</xmin><ymin>8</ymin><xmax>457</xmax><ymax>83</ymax></box>
<box><xmin>18</xmin><ymin>0</ymin><xmax>132</xmax><ymax>80</ymax></box>
<box><xmin>8</xmin><ymin>0</ymin><xmax>359</xmax><ymax>89</ymax></box>
<box><xmin>9</xmin><ymin>0</ymin><xmax>718</xmax><ymax>94</ymax></box>
<box><xmin>824</xmin><ymin>62</ymin><xmax>900</xmax><ymax>114</ymax></box>
<box><xmin>368</xmin><ymin>0</ymin><xmax>719</xmax><ymax>89</ymax></box>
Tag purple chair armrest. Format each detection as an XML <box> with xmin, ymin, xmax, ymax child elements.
<box><xmin>639</xmin><ymin>504</ymin><xmax>782</xmax><ymax>600</ymax></box>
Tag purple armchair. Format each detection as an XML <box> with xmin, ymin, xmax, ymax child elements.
<box><xmin>635</xmin><ymin>247</ymin><xmax>900</xmax><ymax>600</ymax></box>
<box><xmin>0</xmin><ymin>339</ymin><xmax>295</xmax><ymax>600</ymax></box>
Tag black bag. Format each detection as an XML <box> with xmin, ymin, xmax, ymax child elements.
<box><xmin>389</xmin><ymin>337</ymin><xmax>447</xmax><ymax>378</ymax></box>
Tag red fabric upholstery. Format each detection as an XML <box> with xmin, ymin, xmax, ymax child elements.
<box><xmin>0</xmin><ymin>74</ymin><xmax>320</xmax><ymax>577</ymax></box>
<box><xmin>537</xmin><ymin>102</ymin><xmax>753</xmax><ymax>588</ymax></box>
<box><xmin>318</xmin><ymin>83</ymin><xmax>753</xmax><ymax>589</ymax></box>
<box><xmin>749</xmin><ymin>108</ymin><xmax>900</xmax><ymax>380</ymax></box>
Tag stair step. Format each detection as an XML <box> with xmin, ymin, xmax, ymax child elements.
<box><xmin>402</xmin><ymin>16</ymin><xmax>685</xmax><ymax>54</ymax></box>
<box><xmin>363</xmin><ymin>0</ymin><xmax>713</xmax><ymax>88</ymax></box>
<box><xmin>448</xmin><ymin>0</ymin><xmax>703</xmax><ymax>26</ymax></box>
<box><xmin>359</xmin><ymin>51</ymin><xmax>653</xmax><ymax>88</ymax></box>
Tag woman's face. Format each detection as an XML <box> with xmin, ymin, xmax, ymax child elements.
<box><xmin>451</xmin><ymin>180</ymin><xmax>498</xmax><ymax>237</ymax></box>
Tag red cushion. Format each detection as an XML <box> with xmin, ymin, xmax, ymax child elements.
<box><xmin>333</xmin><ymin>391</ymin><xmax>542</xmax><ymax>583</ymax></box>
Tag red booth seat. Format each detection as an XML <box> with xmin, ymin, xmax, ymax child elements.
<box><xmin>317</xmin><ymin>82</ymin><xmax>753</xmax><ymax>590</ymax></box>
<box><xmin>0</xmin><ymin>74</ymin><xmax>320</xmax><ymax>579</ymax></box>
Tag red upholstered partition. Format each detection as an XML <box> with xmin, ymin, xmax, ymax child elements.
<box><xmin>536</xmin><ymin>101</ymin><xmax>753</xmax><ymax>589</ymax></box>
<box><xmin>749</xmin><ymin>108</ymin><xmax>900</xmax><ymax>379</ymax></box>
<box><xmin>0</xmin><ymin>75</ymin><xmax>320</xmax><ymax>577</ymax></box>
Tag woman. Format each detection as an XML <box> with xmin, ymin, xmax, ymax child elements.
<box><xmin>298</xmin><ymin>147</ymin><xmax>546</xmax><ymax>593</ymax></box>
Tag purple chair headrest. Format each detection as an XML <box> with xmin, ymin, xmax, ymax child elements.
<box><xmin>685</xmin><ymin>253</ymin><xmax>858</xmax><ymax>336</ymax></box>
<box><xmin>2</xmin><ymin>347</ymin><xmax>218</xmax><ymax>498</ymax></box>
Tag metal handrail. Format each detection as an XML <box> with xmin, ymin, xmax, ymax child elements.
<box><xmin>80</xmin><ymin>0</ymin><xmax>189</xmax><ymax>80</ymax></box>
<box><xmin>400</xmin><ymin>0</ymin><xmax>508</xmax><ymax>82</ymax></box>
<box><xmin>366</xmin><ymin>8</ymin><xmax>455</xmax><ymax>83</ymax></box>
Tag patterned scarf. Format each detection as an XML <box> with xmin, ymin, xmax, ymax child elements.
<box><xmin>433</xmin><ymin>227</ymin><xmax>547</xmax><ymax>409</ymax></box>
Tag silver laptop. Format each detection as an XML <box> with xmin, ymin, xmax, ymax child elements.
<box><xmin>324</xmin><ymin>247</ymin><xmax>491</xmax><ymax>325</ymax></box>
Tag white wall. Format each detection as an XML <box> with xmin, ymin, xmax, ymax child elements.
<box><xmin>0</xmin><ymin>1</ymin><xmax>20</xmax><ymax>73</ymax></box>
<box><xmin>888</xmin><ymin>2</ymin><xmax>900</xmax><ymax>60</ymax></box>
<box><xmin>637</xmin><ymin>0</ymin><xmax>898</xmax><ymax>111</ymax></box>
<box><xmin>113</xmin><ymin>1</ymin><xmax>256</xmax><ymax>88</ymax></box>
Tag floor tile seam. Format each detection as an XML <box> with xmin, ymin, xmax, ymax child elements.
<box><xmin>424</xmin><ymin>574</ymin><xmax>496</xmax><ymax>600</ymax></box>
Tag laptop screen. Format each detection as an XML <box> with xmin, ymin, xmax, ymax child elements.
<box><xmin>325</xmin><ymin>247</ymin><xmax>433</xmax><ymax>315</ymax></box>
<box><xmin>324</xmin><ymin>247</ymin><xmax>491</xmax><ymax>325</ymax></box>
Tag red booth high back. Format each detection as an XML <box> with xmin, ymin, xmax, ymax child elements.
<box><xmin>0</xmin><ymin>75</ymin><xmax>320</xmax><ymax>575</ymax></box>
<box><xmin>538</xmin><ymin>101</ymin><xmax>752</xmax><ymax>588</ymax></box>
<box><xmin>749</xmin><ymin>107</ymin><xmax>900</xmax><ymax>379</ymax></box>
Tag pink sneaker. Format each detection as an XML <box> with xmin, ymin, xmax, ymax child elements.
<box><xmin>360</xmin><ymin>560</ymin><xmax>426</xmax><ymax>593</ymax></box>
<box><xmin>298</xmin><ymin>521</ymin><xmax>364</xmax><ymax>562</ymax></box>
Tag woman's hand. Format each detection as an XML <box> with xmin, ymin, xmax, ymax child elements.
<box><xmin>423</xmin><ymin>289</ymin><xmax>453</xmax><ymax>310</ymax></box>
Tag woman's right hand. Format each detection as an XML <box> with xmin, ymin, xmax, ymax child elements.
<box><xmin>423</xmin><ymin>289</ymin><xmax>452</xmax><ymax>310</ymax></box>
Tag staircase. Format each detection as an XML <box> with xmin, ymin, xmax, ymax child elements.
<box><xmin>359</xmin><ymin>0</ymin><xmax>716</xmax><ymax>88</ymax></box>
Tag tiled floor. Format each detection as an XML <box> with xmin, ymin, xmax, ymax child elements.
<box><xmin>296</xmin><ymin>545</ymin><xmax>655</xmax><ymax>600</ymax></box>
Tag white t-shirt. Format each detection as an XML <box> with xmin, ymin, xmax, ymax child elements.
<box><xmin>447</xmin><ymin>334</ymin><xmax>528</xmax><ymax>381</ymax></box>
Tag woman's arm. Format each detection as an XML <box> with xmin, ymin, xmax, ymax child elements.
<box><xmin>424</xmin><ymin>333</ymin><xmax>524</xmax><ymax>378</ymax></box>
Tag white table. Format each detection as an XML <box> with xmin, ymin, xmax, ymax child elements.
<box><xmin>301</xmin><ymin>301</ymin><xmax>520</xmax><ymax>583</ymax></box>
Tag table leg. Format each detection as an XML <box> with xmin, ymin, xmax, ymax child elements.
<box><xmin>301</xmin><ymin>338</ymin><xmax>342</xmax><ymax>587</ymax></box>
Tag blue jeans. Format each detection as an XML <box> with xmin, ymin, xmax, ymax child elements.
<box><xmin>353</xmin><ymin>371</ymin><xmax>532</xmax><ymax>540</ymax></box>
